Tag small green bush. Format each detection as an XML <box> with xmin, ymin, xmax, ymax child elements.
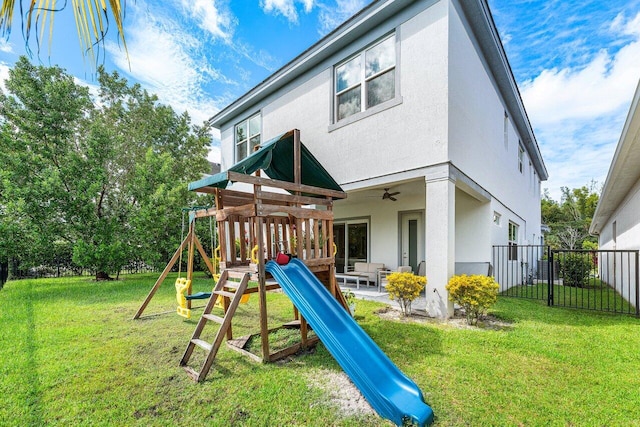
<box><xmin>386</xmin><ymin>272</ymin><xmax>427</xmax><ymax>316</ymax></box>
<box><xmin>446</xmin><ymin>274</ymin><xmax>499</xmax><ymax>325</ymax></box>
<box><xmin>560</xmin><ymin>253</ymin><xmax>591</xmax><ymax>287</ymax></box>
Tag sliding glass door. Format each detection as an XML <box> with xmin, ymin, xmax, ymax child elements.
<box><xmin>333</xmin><ymin>220</ymin><xmax>369</xmax><ymax>273</ymax></box>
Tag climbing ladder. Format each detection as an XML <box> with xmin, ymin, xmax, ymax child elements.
<box><xmin>180</xmin><ymin>270</ymin><xmax>250</xmax><ymax>382</ymax></box>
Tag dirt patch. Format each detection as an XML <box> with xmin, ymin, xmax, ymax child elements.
<box><xmin>376</xmin><ymin>306</ymin><xmax>513</xmax><ymax>330</ymax></box>
<box><xmin>306</xmin><ymin>369</ymin><xmax>375</xmax><ymax>417</ymax></box>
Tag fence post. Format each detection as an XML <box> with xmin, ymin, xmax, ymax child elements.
<box><xmin>547</xmin><ymin>247</ymin><xmax>554</xmax><ymax>307</ymax></box>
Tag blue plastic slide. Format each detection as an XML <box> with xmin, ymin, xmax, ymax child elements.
<box><xmin>265</xmin><ymin>258</ymin><xmax>434</xmax><ymax>426</ymax></box>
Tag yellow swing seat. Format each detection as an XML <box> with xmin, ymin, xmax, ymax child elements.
<box><xmin>175</xmin><ymin>277</ymin><xmax>192</xmax><ymax>319</ymax></box>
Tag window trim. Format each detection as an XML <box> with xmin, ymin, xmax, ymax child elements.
<box><xmin>234</xmin><ymin>113</ymin><xmax>261</xmax><ymax>162</ymax></box>
<box><xmin>493</xmin><ymin>211</ymin><xmax>501</xmax><ymax>226</ymax></box>
<box><xmin>331</xmin><ymin>31</ymin><xmax>401</xmax><ymax>127</ymax></box>
<box><xmin>518</xmin><ymin>144</ymin><xmax>524</xmax><ymax>174</ymax></box>
<box><xmin>329</xmin><ymin>96</ymin><xmax>402</xmax><ymax>132</ymax></box>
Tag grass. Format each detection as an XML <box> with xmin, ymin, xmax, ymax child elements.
<box><xmin>1</xmin><ymin>273</ymin><xmax>640</xmax><ymax>426</ymax></box>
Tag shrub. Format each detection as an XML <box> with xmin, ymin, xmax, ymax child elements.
<box><xmin>386</xmin><ymin>272</ymin><xmax>427</xmax><ymax>316</ymax></box>
<box><xmin>446</xmin><ymin>274</ymin><xmax>499</xmax><ymax>325</ymax></box>
<box><xmin>342</xmin><ymin>290</ymin><xmax>356</xmax><ymax>315</ymax></box>
<box><xmin>560</xmin><ymin>253</ymin><xmax>591</xmax><ymax>287</ymax></box>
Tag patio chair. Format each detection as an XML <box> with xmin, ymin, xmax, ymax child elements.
<box><xmin>417</xmin><ymin>261</ymin><xmax>426</xmax><ymax>276</ymax></box>
<box><xmin>377</xmin><ymin>265</ymin><xmax>413</xmax><ymax>292</ymax></box>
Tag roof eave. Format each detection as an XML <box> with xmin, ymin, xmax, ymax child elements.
<box><xmin>209</xmin><ymin>0</ymin><xmax>412</xmax><ymax>129</ymax></box>
<box><xmin>210</xmin><ymin>0</ymin><xmax>549</xmax><ymax>181</ymax></box>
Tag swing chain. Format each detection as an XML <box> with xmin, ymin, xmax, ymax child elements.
<box><xmin>178</xmin><ymin>209</ymin><xmax>185</xmax><ymax>278</ymax></box>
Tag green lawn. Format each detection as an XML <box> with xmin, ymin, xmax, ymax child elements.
<box><xmin>1</xmin><ymin>273</ymin><xmax>640</xmax><ymax>426</ymax></box>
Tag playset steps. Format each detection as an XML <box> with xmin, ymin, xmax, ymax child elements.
<box><xmin>215</xmin><ymin>290</ymin><xmax>236</xmax><ymax>299</ymax></box>
<box><xmin>179</xmin><ymin>269</ymin><xmax>250</xmax><ymax>382</ymax></box>
<box><xmin>202</xmin><ymin>313</ymin><xmax>224</xmax><ymax>323</ymax></box>
<box><xmin>191</xmin><ymin>338</ymin><xmax>213</xmax><ymax>352</ymax></box>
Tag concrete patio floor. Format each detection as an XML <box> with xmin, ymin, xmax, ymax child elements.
<box><xmin>339</xmin><ymin>283</ymin><xmax>428</xmax><ymax>312</ymax></box>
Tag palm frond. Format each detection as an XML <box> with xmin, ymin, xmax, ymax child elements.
<box><xmin>0</xmin><ymin>0</ymin><xmax>17</xmax><ymax>38</ymax></box>
<box><xmin>0</xmin><ymin>0</ymin><xmax>129</xmax><ymax>69</ymax></box>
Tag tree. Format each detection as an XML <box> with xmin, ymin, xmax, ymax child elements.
<box><xmin>0</xmin><ymin>0</ymin><xmax>127</xmax><ymax>66</ymax></box>
<box><xmin>0</xmin><ymin>57</ymin><xmax>212</xmax><ymax>279</ymax></box>
<box><xmin>541</xmin><ymin>184</ymin><xmax>600</xmax><ymax>250</ymax></box>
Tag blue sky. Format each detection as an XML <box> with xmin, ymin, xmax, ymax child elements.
<box><xmin>1</xmin><ymin>0</ymin><xmax>640</xmax><ymax>201</ymax></box>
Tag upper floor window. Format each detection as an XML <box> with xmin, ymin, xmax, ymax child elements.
<box><xmin>518</xmin><ymin>145</ymin><xmax>524</xmax><ymax>173</ymax></box>
<box><xmin>235</xmin><ymin>114</ymin><xmax>261</xmax><ymax>161</ymax></box>
<box><xmin>335</xmin><ymin>34</ymin><xmax>396</xmax><ymax>121</ymax></box>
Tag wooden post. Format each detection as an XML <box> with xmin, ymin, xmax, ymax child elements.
<box><xmin>327</xmin><ymin>198</ymin><xmax>337</xmax><ymax>299</ymax></box>
<box><xmin>193</xmin><ymin>234</ymin><xmax>217</xmax><ymax>278</ymax></box>
<box><xmin>257</xmin><ymin>216</ymin><xmax>270</xmax><ymax>362</ymax></box>
<box><xmin>292</xmin><ymin>129</ymin><xmax>309</xmax><ymax>343</ymax></box>
<box><xmin>223</xmin><ymin>290</ymin><xmax>232</xmax><ymax>340</ymax></box>
<box><xmin>253</xmin><ymin>180</ymin><xmax>270</xmax><ymax>362</ymax></box>
<box><xmin>300</xmin><ymin>317</ymin><xmax>308</xmax><ymax>348</ymax></box>
<box><xmin>218</xmin><ymin>221</ymin><xmax>228</xmax><ymax>269</ymax></box>
<box><xmin>215</xmin><ymin>190</ymin><xmax>228</xmax><ymax>269</ymax></box>
<box><xmin>293</xmin><ymin>129</ymin><xmax>301</xmax><ymax>186</ymax></box>
<box><xmin>228</xmin><ymin>216</ymin><xmax>236</xmax><ymax>266</ymax></box>
<box><xmin>133</xmin><ymin>229</ymin><xmax>192</xmax><ymax>319</ymax></box>
<box><xmin>313</xmin><ymin>219</ymin><xmax>320</xmax><ymax>260</ymax></box>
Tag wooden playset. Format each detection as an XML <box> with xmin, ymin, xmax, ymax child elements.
<box><xmin>133</xmin><ymin>129</ymin><xmax>348</xmax><ymax>381</ymax></box>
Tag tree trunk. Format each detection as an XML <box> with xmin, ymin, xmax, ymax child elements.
<box><xmin>0</xmin><ymin>261</ymin><xmax>7</xmax><ymax>289</ymax></box>
<box><xmin>95</xmin><ymin>271</ymin><xmax>113</xmax><ymax>281</ymax></box>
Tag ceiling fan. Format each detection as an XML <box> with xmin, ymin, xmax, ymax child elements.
<box><xmin>381</xmin><ymin>188</ymin><xmax>400</xmax><ymax>201</ymax></box>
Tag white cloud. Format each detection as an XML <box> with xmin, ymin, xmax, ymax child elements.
<box><xmin>106</xmin><ymin>6</ymin><xmax>224</xmax><ymax>125</ymax></box>
<box><xmin>0</xmin><ymin>62</ymin><xmax>11</xmax><ymax>93</ymax></box>
<box><xmin>521</xmin><ymin>12</ymin><xmax>640</xmax><ymax>199</ymax></box>
<box><xmin>0</xmin><ymin>39</ymin><xmax>12</xmax><ymax>53</ymax></box>
<box><xmin>318</xmin><ymin>0</ymin><xmax>367</xmax><ymax>35</ymax></box>
<box><xmin>180</xmin><ymin>0</ymin><xmax>236</xmax><ymax>42</ymax></box>
<box><xmin>261</xmin><ymin>0</ymin><xmax>315</xmax><ymax>24</ymax></box>
<box><xmin>610</xmin><ymin>10</ymin><xmax>640</xmax><ymax>36</ymax></box>
<box><xmin>521</xmin><ymin>46</ymin><xmax>640</xmax><ymax>125</ymax></box>
<box><xmin>73</xmin><ymin>77</ymin><xmax>101</xmax><ymax>100</ymax></box>
<box><xmin>229</xmin><ymin>39</ymin><xmax>280</xmax><ymax>73</ymax></box>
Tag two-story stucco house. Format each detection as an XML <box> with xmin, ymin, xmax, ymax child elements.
<box><xmin>209</xmin><ymin>0</ymin><xmax>548</xmax><ymax>318</ymax></box>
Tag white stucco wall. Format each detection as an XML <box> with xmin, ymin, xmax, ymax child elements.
<box><xmin>219</xmin><ymin>0</ymin><xmax>450</xmax><ymax>187</ymax></box>
<box><xmin>455</xmin><ymin>189</ymin><xmax>491</xmax><ymax>262</ymax></box>
<box><xmin>447</xmin><ymin>2</ymin><xmax>542</xmax><ymax>247</ymax></box>
<box><xmin>333</xmin><ymin>183</ymin><xmax>426</xmax><ymax>269</ymax></box>
<box><xmin>598</xmin><ymin>176</ymin><xmax>640</xmax><ymax>251</ymax></box>
<box><xmin>597</xmin><ymin>177</ymin><xmax>640</xmax><ymax>309</ymax></box>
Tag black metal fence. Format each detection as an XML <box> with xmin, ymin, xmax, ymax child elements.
<box><xmin>3</xmin><ymin>258</ymin><xmax>157</xmax><ymax>281</ymax></box>
<box><xmin>493</xmin><ymin>245</ymin><xmax>640</xmax><ymax>316</ymax></box>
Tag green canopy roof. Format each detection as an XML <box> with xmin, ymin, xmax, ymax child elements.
<box><xmin>188</xmin><ymin>131</ymin><xmax>344</xmax><ymax>194</ymax></box>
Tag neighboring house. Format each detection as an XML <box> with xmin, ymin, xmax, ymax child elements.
<box><xmin>590</xmin><ymin>79</ymin><xmax>640</xmax><ymax>307</ymax></box>
<box><xmin>209</xmin><ymin>0</ymin><xmax>547</xmax><ymax>317</ymax></box>
<box><xmin>590</xmin><ymin>80</ymin><xmax>640</xmax><ymax>249</ymax></box>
